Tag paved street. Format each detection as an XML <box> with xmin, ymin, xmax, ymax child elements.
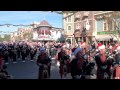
<box><xmin>6</xmin><ymin>58</ymin><xmax>72</xmax><ymax>79</ymax></box>
<box><xmin>6</xmin><ymin>57</ymin><xmax>97</xmax><ymax>79</ymax></box>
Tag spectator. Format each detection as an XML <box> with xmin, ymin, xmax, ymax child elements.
<box><xmin>0</xmin><ymin>52</ymin><xmax>4</xmax><ymax>70</ymax></box>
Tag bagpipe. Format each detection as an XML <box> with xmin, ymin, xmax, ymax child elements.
<box><xmin>74</xmin><ymin>54</ymin><xmax>95</xmax><ymax>79</ymax></box>
<box><xmin>42</xmin><ymin>64</ymin><xmax>49</xmax><ymax>79</ymax></box>
<box><xmin>38</xmin><ymin>63</ymin><xmax>50</xmax><ymax>79</ymax></box>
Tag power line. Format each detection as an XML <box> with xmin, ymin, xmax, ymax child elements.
<box><xmin>0</xmin><ymin>24</ymin><xmax>33</xmax><ymax>27</ymax></box>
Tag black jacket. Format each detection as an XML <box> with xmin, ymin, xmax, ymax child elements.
<box><xmin>37</xmin><ymin>55</ymin><xmax>51</xmax><ymax>66</ymax></box>
<box><xmin>70</xmin><ymin>58</ymin><xmax>86</xmax><ymax>76</ymax></box>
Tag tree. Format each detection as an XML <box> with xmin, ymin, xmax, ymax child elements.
<box><xmin>104</xmin><ymin>11</ymin><xmax>120</xmax><ymax>44</ymax></box>
<box><xmin>56</xmin><ymin>34</ymin><xmax>66</xmax><ymax>43</ymax></box>
<box><xmin>22</xmin><ymin>32</ymin><xmax>33</xmax><ymax>41</ymax></box>
<box><xmin>0</xmin><ymin>34</ymin><xmax>11</xmax><ymax>42</ymax></box>
<box><xmin>15</xmin><ymin>35</ymin><xmax>22</xmax><ymax>41</ymax></box>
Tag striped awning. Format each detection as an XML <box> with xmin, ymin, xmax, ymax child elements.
<box><xmin>95</xmin><ymin>35</ymin><xmax>117</xmax><ymax>41</ymax></box>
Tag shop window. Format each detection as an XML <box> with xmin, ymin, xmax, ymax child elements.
<box><xmin>104</xmin><ymin>22</ymin><xmax>107</xmax><ymax>31</ymax></box>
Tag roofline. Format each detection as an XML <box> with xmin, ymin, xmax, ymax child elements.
<box><xmin>39</xmin><ymin>20</ymin><xmax>52</xmax><ymax>26</ymax></box>
<box><xmin>94</xmin><ymin>11</ymin><xmax>113</xmax><ymax>15</ymax></box>
<box><xmin>38</xmin><ymin>25</ymin><xmax>52</xmax><ymax>27</ymax></box>
<box><xmin>52</xmin><ymin>27</ymin><xmax>63</xmax><ymax>29</ymax></box>
<box><xmin>34</xmin><ymin>26</ymin><xmax>63</xmax><ymax>30</ymax></box>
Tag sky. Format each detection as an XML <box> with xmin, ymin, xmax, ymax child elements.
<box><xmin>0</xmin><ymin>11</ymin><xmax>62</xmax><ymax>35</ymax></box>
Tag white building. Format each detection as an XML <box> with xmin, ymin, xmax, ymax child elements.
<box><xmin>33</xmin><ymin>20</ymin><xmax>63</xmax><ymax>43</ymax></box>
<box><xmin>62</xmin><ymin>11</ymin><xmax>75</xmax><ymax>44</ymax></box>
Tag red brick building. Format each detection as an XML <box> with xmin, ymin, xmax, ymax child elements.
<box><xmin>74</xmin><ymin>11</ymin><xmax>95</xmax><ymax>43</ymax></box>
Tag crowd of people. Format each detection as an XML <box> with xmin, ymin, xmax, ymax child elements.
<box><xmin>0</xmin><ymin>41</ymin><xmax>40</xmax><ymax>79</ymax></box>
<box><xmin>0</xmin><ymin>39</ymin><xmax>120</xmax><ymax>79</ymax></box>
<box><xmin>54</xmin><ymin>39</ymin><xmax>120</xmax><ymax>79</ymax></box>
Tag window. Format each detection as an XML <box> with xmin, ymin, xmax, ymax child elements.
<box><xmin>110</xmin><ymin>22</ymin><xmax>113</xmax><ymax>30</ymax></box>
<box><xmin>108</xmin><ymin>21</ymin><xmax>112</xmax><ymax>31</ymax></box>
<box><xmin>76</xmin><ymin>23</ymin><xmax>81</xmax><ymax>30</ymax></box>
<box><xmin>65</xmin><ymin>18</ymin><xmax>67</xmax><ymax>22</ymax></box>
<box><xmin>68</xmin><ymin>26</ymin><xmax>71</xmax><ymax>30</ymax></box>
<box><xmin>68</xmin><ymin>16</ymin><xmax>71</xmax><ymax>22</ymax></box>
<box><xmin>114</xmin><ymin>22</ymin><xmax>117</xmax><ymax>30</ymax></box>
<box><xmin>104</xmin><ymin>22</ymin><xmax>107</xmax><ymax>31</ymax></box>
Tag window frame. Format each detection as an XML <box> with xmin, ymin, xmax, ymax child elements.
<box><xmin>68</xmin><ymin>25</ymin><xmax>72</xmax><ymax>31</ymax></box>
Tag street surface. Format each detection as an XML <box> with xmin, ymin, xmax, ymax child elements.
<box><xmin>6</xmin><ymin>58</ymin><xmax>72</xmax><ymax>79</ymax></box>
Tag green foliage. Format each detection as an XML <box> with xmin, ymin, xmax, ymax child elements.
<box><xmin>23</xmin><ymin>32</ymin><xmax>32</xmax><ymax>41</ymax></box>
<box><xmin>0</xmin><ymin>34</ymin><xmax>10</xmax><ymax>42</ymax></box>
<box><xmin>57</xmin><ymin>37</ymin><xmax>65</xmax><ymax>43</ymax></box>
<box><xmin>66</xmin><ymin>39</ymin><xmax>71</xmax><ymax>44</ymax></box>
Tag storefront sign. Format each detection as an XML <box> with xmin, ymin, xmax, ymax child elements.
<box><xmin>97</xmin><ymin>31</ymin><xmax>117</xmax><ymax>35</ymax></box>
<box><xmin>39</xmin><ymin>35</ymin><xmax>49</xmax><ymax>38</ymax></box>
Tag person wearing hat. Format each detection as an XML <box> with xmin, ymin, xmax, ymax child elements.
<box><xmin>70</xmin><ymin>47</ymin><xmax>86</xmax><ymax>79</ymax></box>
<box><xmin>58</xmin><ymin>45</ymin><xmax>70</xmax><ymax>79</ymax></box>
<box><xmin>21</xmin><ymin>47</ymin><xmax>26</xmax><ymax>62</ymax></box>
<box><xmin>0</xmin><ymin>52</ymin><xmax>4</xmax><ymax>71</ymax></box>
<box><xmin>95</xmin><ymin>45</ymin><xmax>114</xmax><ymax>79</ymax></box>
<box><xmin>36</xmin><ymin>48</ymin><xmax>51</xmax><ymax>79</ymax></box>
<box><xmin>30</xmin><ymin>47</ymin><xmax>36</xmax><ymax>61</ymax></box>
<box><xmin>112</xmin><ymin>46</ymin><xmax>120</xmax><ymax>79</ymax></box>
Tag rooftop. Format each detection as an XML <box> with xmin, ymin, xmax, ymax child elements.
<box><xmin>39</xmin><ymin>20</ymin><xmax>52</xmax><ymax>27</ymax></box>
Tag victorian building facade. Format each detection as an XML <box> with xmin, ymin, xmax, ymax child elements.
<box><xmin>32</xmin><ymin>20</ymin><xmax>63</xmax><ymax>43</ymax></box>
<box><xmin>63</xmin><ymin>11</ymin><xmax>96</xmax><ymax>45</ymax></box>
<box><xmin>94</xmin><ymin>11</ymin><xmax>118</xmax><ymax>46</ymax></box>
<box><xmin>63</xmin><ymin>11</ymin><xmax>75</xmax><ymax>44</ymax></box>
<box><xmin>63</xmin><ymin>11</ymin><xmax>119</xmax><ymax>46</ymax></box>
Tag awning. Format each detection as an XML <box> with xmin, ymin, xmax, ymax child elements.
<box><xmin>95</xmin><ymin>35</ymin><xmax>117</xmax><ymax>41</ymax></box>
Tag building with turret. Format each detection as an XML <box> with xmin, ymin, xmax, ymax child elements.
<box><xmin>33</xmin><ymin>19</ymin><xmax>63</xmax><ymax>43</ymax></box>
